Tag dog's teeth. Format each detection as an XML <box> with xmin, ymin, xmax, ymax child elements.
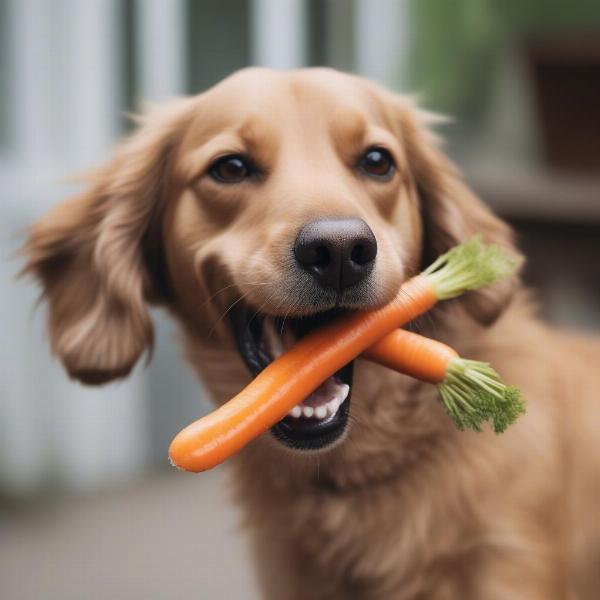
<box><xmin>286</xmin><ymin>380</ymin><xmax>350</xmax><ymax>421</ymax></box>
<box><xmin>315</xmin><ymin>406</ymin><xmax>327</xmax><ymax>419</ymax></box>
<box><xmin>302</xmin><ymin>406</ymin><xmax>314</xmax><ymax>418</ymax></box>
<box><xmin>339</xmin><ymin>384</ymin><xmax>350</xmax><ymax>401</ymax></box>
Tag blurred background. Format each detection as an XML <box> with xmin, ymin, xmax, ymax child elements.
<box><xmin>1</xmin><ymin>1</ymin><xmax>599</xmax><ymax>598</ymax></box>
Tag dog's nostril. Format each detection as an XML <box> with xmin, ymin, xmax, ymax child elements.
<box><xmin>351</xmin><ymin>241</ymin><xmax>377</xmax><ymax>266</ymax></box>
<box><xmin>314</xmin><ymin>245</ymin><xmax>330</xmax><ymax>267</ymax></box>
<box><xmin>350</xmin><ymin>244</ymin><xmax>366</xmax><ymax>265</ymax></box>
<box><xmin>294</xmin><ymin>217</ymin><xmax>377</xmax><ymax>291</ymax></box>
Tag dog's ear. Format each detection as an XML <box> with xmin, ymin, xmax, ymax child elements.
<box><xmin>398</xmin><ymin>104</ymin><xmax>522</xmax><ymax>325</ymax></box>
<box><xmin>22</xmin><ymin>99</ymin><xmax>194</xmax><ymax>384</ymax></box>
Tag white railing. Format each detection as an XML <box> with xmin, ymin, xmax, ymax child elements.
<box><xmin>354</xmin><ymin>0</ymin><xmax>409</xmax><ymax>87</ymax></box>
<box><xmin>251</xmin><ymin>0</ymin><xmax>307</xmax><ymax>68</ymax></box>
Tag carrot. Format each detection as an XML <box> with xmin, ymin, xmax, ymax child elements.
<box><xmin>169</xmin><ymin>238</ymin><xmax>521</xmax><ymax>472</ymax></box>
<box><xmin>364</xmin><ymin>329</ymin><xmax>458</xmax><ymax>383</ymax></box>
<box><xmin>363</xmin><ymin>329</ymin><xmax>525</xmax><ymax>433</ymax></box>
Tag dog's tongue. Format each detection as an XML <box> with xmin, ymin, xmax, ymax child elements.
<box><xmin>301</xmin><ymin>377</ymin><xmax>345</xmax><ymax>408</ymax></box>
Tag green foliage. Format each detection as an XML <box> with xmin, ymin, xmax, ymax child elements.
<box><xmin>439</xmin><ymin>358</ymin><xmax>526</xmax><ymax>433</ymax></box>
<box><xmin>407</xmin><ymin>0</ymin><xmax>600</xmax><ymax>115</ymax></box>
<box><xmin>424</xmin><ymin>236</ymin><xmax>522</xmax><ymax>300</ymax></box>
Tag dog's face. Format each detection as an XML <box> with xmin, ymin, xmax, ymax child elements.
<box><xmin>166</xmin><ymin>68</ymin><xmax>420</xmax><ymax>323</ymax></box>
<box><xmin>24</xmin><ymin>68</ymin><xmax>517</xmax><ymax>456</ymax></box>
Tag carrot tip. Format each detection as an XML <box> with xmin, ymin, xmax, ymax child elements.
<box><xmin>424</xmin><ymin>236</ymin><xmax>523</xmax><ymax>300</ymax></box>
<box><xmin>168</xmin><ymin>454</ymin><xmax>190</xmax><ymax>472</ymax></box>
<box><xmin>438</xmin><ymin>358</ymin><xmax>526</xmax><ymax>433</ymax></box>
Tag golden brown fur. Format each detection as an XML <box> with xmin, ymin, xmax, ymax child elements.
<box><xmin>23</xmin><ymin>68</ymin><xmax>600</xmax><ymax>599</ymax></box>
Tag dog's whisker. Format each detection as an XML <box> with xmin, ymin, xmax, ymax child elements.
<box><xmin>206</xmin><ymin>291</ymin><xmax>254</xmax><ymax>340</ymax></box>
<box><xmin>244</xmin><ymin>288</ymin><xmax>284</xmax><ymax>333</ymax></box>
<box><xmin>197</xmin><ymin>281</ymin><xmax>272</xmax><ymax>313</ymax></box>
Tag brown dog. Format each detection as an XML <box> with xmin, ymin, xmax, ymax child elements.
<box><xmin>24</xmin><ymin>68</ymin><xmax>600</xmax><ymax>599</ymax></box>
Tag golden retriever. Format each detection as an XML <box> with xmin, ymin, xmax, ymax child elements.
<box><xmin>23</xmin><ymin>68</ymin><xmax>600</xmax><ymax>599</ymax></box>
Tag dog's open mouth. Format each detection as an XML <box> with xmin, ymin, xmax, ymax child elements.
<box><xmin>230</xmin><ymin>306</ymin><xmax>354</xmax><ymax>451</ymax></box>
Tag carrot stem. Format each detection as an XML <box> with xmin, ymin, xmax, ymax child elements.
<box><xmin>439</xmin><ymin>358</ymin><xmax>525</xmax><ymax>433</ymax></box>
<box><xmin>424</xmin><ymin>236</ymin><xmax>522</xmax><ymax>300</ymax></box>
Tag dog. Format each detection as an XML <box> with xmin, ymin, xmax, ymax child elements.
<box><xmin>23</xmin><ymin>68</ymin><xmax>600</xmax><ymax>599</ymax></box>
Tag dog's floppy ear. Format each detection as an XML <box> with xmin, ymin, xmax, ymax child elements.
<box><xmin>23</xmin><ymin>99</ymin><xmax>194</xmax><ymax>384</ymax></box>
<box><xmin>399</xmin><ymin>104</ymin><xmax>521</xmax><ymax>325</ymax></box>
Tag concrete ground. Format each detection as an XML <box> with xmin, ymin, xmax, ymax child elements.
<box><xmin>0</xmin><ymin>469</ymin><xmax>260</xmax><ymax>599</ymax></box>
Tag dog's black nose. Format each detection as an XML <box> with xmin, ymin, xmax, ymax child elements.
<box><xmin>294</xmin><ymin>218</ymin><xmax>377</xmax><ymax>291</ymax></box>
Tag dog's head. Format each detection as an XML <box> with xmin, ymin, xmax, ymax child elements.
<box><xmin>24</xmin><ymin>68</ymin><xmax>518</xmax><ymax>454</ymax></box>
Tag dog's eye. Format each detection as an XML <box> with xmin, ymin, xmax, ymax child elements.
<box><xmin>209</xmin><ymin>155</ymin><xmax>252</xmax><ymax>183</ymax></box>
<box><xmin>360</xmin><ymin>147</ymin><xmax>395</xmax><ymax>179</ymax></box>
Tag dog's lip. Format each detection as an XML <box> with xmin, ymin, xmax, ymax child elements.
<box><xmin>229</xmin><ymin>303</ymin><xmax>353</xmax><ymax>450</ymax></box>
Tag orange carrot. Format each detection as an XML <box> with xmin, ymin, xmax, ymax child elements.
<box><xmin>364</xmin><ymin>328</ymin><xmax>457</xmax><ymax>383</ymax></box>
<box><xmin>169</xmin><ymin>238</ymin><xmax>520</xmax><ymax>472</ymax></box>
<box><xmin>363</xmin><ymin>329</ymin><xmax>525</xmax><ymax>433</ymax></box>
